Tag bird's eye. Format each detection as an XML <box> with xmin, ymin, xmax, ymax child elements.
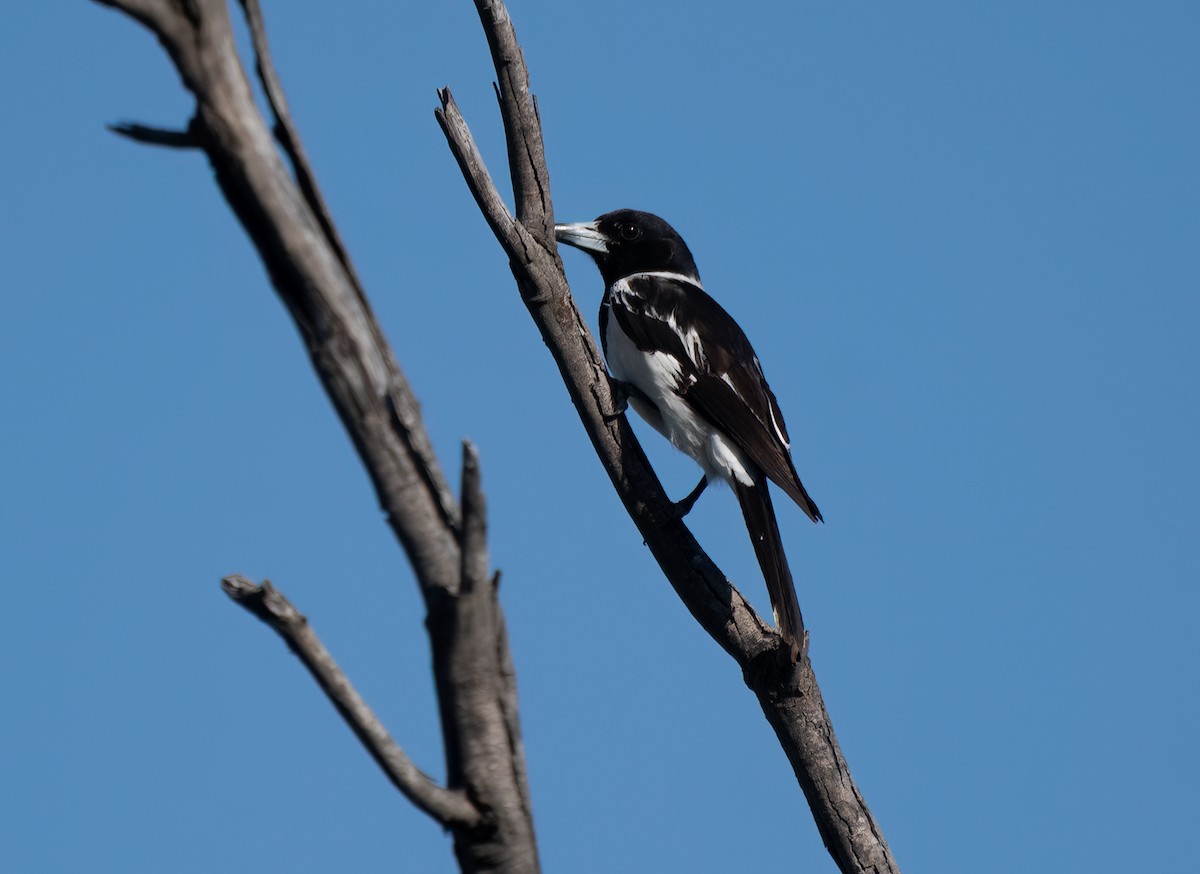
<box><xmin>618</xmin><ymin>223</ymin><xmax>641</xmax><ymax>241</ymax></box>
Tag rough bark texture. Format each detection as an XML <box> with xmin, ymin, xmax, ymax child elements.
<box><xmin>95</xmin><ymin>1</ymin><xmax>539</xmax><ymax>871</ymax></box>
<box><xmin>436</xmin><ymin>2</ymin><xmax>900</xmax><ymax>871</ymax></box>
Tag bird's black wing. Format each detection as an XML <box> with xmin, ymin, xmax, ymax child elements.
<box><xmin>604</xmin><ymin>280</ymin><xmax>694</xmax><ymax>367</ymax></box>
<box><xmin>613</xmin><ymin>274</ymin><xmax>821</xmax><ymax>522</ymax></box>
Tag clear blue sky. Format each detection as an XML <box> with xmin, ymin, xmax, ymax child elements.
<box><xmin>3</xmin><ymin>2</ymin><xmax>1197</xmax><ymax>871</ymax></box>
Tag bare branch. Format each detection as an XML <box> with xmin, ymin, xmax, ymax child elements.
<box><xmin>459</xmin><ymin>442</ymin><xmax>489</xmax><ymax>596</ymax></box>
<box><xmin>221</xmin><ymin>575</ymin><xmax>482</xmax><ymax>829</ymax></box>
<box><xmin>421</xmin><ymin>445</ymin><xmax>541</xmax><ymax>873</ymax></box>
<box><xmin>472</xmin><ymin>0</ymin><xmax>553</xmax><ymax>237</ymax></box>
<box><xmin>235</xmin><ymin>0</ymin><xmax>364</xmax><ymax>298</ymax></box>
<box><xmin>440</xmin><ymin>2</ymin><xmax>901</xmax><ymax>871</ymax></box>
<box><xmin>96</xmin><ymin>0</ymin><xmax>462</xmax><ymax>595</ymax></box>
<box><xmin>434</xmin><ymin>88</ymin><xmax>525</xmax><ymax>259</ymax></box>
<box><xmin>98</xmin><ymin>2</ymin><xmax>543</xmax><ymax>869</ymax></box>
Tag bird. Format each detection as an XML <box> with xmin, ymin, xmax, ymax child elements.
<box><xmin>554</xmin><ymin>209</ymin><xmax>822</xmax><ymax>652</ymax></box>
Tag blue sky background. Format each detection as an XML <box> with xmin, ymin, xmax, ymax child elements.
<box><xmin>3</xmin><ymin>2</ymin><xmax>1197</xmax><ymax>871</ymax></box>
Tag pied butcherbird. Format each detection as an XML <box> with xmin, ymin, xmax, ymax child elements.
<box><xmin>555</xmin><ymin>209</ymin><xmax>822</xmax><ymax>651</ymax></box>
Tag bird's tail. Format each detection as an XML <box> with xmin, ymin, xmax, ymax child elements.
<box><xmin>733</xmin><ymin>478</ymin><xmax>804</xmax><ymax>653</ymax></box>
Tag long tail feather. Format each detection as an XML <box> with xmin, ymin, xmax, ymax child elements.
<box><xmin>733</xmin><ymin>478</ymin><xmax>804</xmax><ymax>651</ymax></box>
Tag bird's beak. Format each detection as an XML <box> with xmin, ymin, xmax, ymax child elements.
<box><xmin>554</xmin><ymin>221</ymin><xmax>609</xmax><ymax>255</ymax></box>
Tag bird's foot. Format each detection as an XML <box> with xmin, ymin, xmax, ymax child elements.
<box><xmin>602</xmin><ymin>378</ymin><xmax>632</xmax><ymax>421</ymax></box>
<box><xmin>787</xmin><ymin>629</ymin><xmax>811</xmax><ymax>664</ymax></box>
<box><xmin>659</xmin><ymin>476</ymin><xmax>708</xmax><ymax>525</ymax></box>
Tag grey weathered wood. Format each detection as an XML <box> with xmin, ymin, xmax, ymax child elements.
<box><xmin>220</xmin><ymin>575</ymin><xmax>481</xmax><ymax>828</ymax></box>
<box><xmin>432</xmin><ymin>444</ymin><xmax>540</xmax><ymax>872</ymax></box>
<box><xmin>95</xmin><ymin>1</ymin><xmax>541</xmax><ymax>871</ymax></box>
<box><xmin>437</xmin><ymin>2</ymin><xmax>900</xmax><ymax>871</ymax></box>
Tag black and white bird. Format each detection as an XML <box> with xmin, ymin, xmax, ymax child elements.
<box><xmin>555</xmin><ymin>209</ymin><xmax>822</xmax><ymax>651</ymax></box>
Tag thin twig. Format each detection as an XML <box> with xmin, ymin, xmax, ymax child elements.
<box><xmin>435</xmin><ymin>88</ymin><xmax>524</xmax><ymax>257</ymax></box>
<box><xmin>107</xmin><ymin>121</ymin><xmax>201</xmax><ymax>149</ymax></box>
<box><xmin>221</xmin><ymin>575</ymin><xmax>482</xmax><ymax>829</ymax></box>
<box><xmin>459</xmin><ymin>442</ymin><xmax>489</xmax><ymax>596</ymax></box>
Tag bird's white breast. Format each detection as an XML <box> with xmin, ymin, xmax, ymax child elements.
<box><xmin>605</xmin><ymin>280</ymin><xmax>755</xmax><ymax>489</ymax></box>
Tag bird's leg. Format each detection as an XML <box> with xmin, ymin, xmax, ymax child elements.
<box><xmin>602</xmin><ymin>377</ymin><xmax>633</xmax><ymax>421</ymax></box>
<box><xmin>645</xmin><ymin>476</ymin><xmax>708</xmax><ymax>535</ymax></box>
<box><xmin>670</xmin><ymin>475</ymin><xmax>709</xmax><ymax>519</ymax></box>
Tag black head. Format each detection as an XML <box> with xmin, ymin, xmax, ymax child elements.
<box><xmin>554</xmin><ymin>209</ymin><xmax>701</xmax><ymax>287</ymax></box>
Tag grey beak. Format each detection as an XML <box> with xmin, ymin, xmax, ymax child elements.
<box><xmin>554</xmin><ymin>221</ymin><xmax>609</xmax><ymax>255</ymax></box>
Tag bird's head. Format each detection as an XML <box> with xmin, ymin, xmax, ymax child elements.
<box><xmin>554</xmin><ymin>209</ymin><xmax>700</xmax><ymax>287</ymax></box>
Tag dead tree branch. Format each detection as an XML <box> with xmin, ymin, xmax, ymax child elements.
<box><xmin>437</xmin><ymin>1</ymin><xmax>900</xmax><ymax>871</ymax></box>
<box><xmin>95</xmin><ymin>1</ymin><xmax>539</xmax><ymax>870</ymax></box>
<box><xmin>221</xmin><ymin>575</ymin><xmax>481</xmax><ymax>828</ymax></box>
